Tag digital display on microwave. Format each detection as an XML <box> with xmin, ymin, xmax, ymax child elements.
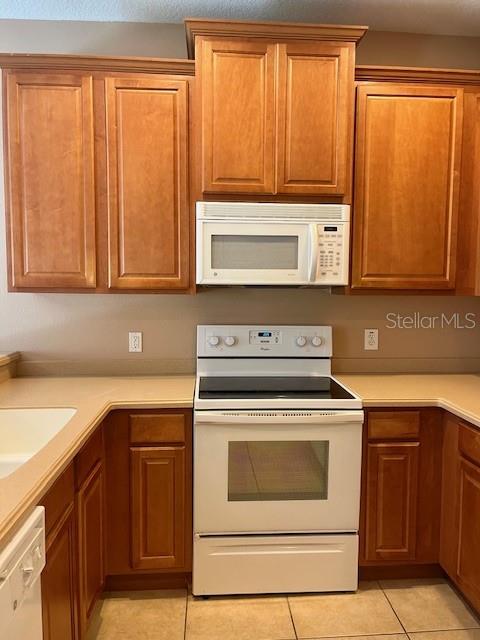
<box><xmin>324</xmin><ymin>226</ymin><xmax>338</xmax><ymax>232</ymax></box>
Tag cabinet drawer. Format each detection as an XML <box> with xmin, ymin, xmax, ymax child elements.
<box><xmin>41</xmin><ymin>462</ymin><xmax>75</xmax><ymax>537</ymax></box>
<box><xmin>130</xmin><ymin>413</ymin><xmax>185</xmax><ymax>444</ymax></box>
<box><xmin>459</xmin><ymin>423</ymin><xmax>480</xmax><ymax>466</ymax></box>
<box><xmin>368</xmin><ymin>411</ymin><xmax>420</xmax><ymax>440</ymax></box>
<box><xmin>75</xmin><ymin>425</ymin><xmax>104</xmax><ymax>489</ymax></box>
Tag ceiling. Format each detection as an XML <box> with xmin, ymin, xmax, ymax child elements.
<box><xmin>1</xmin><ymin>0</ymin><xmax>480</xmax><ymax>37</ymax></box>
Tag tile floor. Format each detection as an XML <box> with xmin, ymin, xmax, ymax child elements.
<box><xmin>87</xmin><ymin>578</ymin><xmax>480</xmax><ymax>640</ymax></box>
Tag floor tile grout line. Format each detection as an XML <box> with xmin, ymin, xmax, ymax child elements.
<box><xmin>183</xmin><ymin>588</ymin><xmax>189</xmax><ymax>640</ymax></box>
<box><xmin>286</xmin><ymin>595</ymin><xmax>299</xmax><ymax>640</ymax></box>
<box><xmin>379</xmin><ymin>584</ymin><xmax>409</xmax><ymax>636</ymax></box>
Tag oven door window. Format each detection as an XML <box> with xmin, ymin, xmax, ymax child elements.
<box><xmin>228</xmin><ymin>441</ymin><xmax>329</xmax><ymax>501</ymax></box>
<box><xmin>211</xmin><ymin>235</ymin><xmax>299</xmax><ymax>270</ymax></box>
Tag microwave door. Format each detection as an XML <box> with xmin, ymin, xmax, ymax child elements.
<box><xmin>197</xmin><ymin>221</ymin><xmax>310</xmax><ymax>285</ymax></box>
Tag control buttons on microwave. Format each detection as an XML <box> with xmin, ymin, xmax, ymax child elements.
<box><xmin>208</xmin><ymin>336</ymin><xmax>221</xmax><ymax>347</ymax></box>
<box><xmin>311</xmin><ymin>336</ymin><xmax>323</xmax><ymax>347</ymax></box>
<box><xmin>296</xmin><ymin>336</ymin><xmax>307</xmax><ymax>347</ymax></box>
<box><xmin>224</xmin><ymin>336</ymin><xmax>236</xmax><ymax>347</ymax></box>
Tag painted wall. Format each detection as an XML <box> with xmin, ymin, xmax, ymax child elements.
<box><xmin>1</xmin><ymin>19</ymin><xmax>480</xmax><ymax>376</ymax></box>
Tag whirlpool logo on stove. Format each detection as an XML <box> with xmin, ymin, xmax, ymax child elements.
<box><xmin>385</xmin><ymin>312</ymin><xmax>477</xmax><ymax>330</ymax></box>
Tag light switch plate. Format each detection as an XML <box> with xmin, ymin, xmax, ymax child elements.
<box><xmin>364</xmin><ymin>328</ymin><xmax>379</xmax><ymax>350</ymax></box>
<box><xmin>128</xmin><ymin>331</ymin><xmax>143</xmax><ymax>353</ymax></box>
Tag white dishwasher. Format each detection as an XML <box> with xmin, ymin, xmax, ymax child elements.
<box><xmin>0</xmin><ymin>507</ymin><xmax>46</xmax><ymax>640</ymax></box>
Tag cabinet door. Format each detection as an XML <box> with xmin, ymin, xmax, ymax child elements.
<box><xmin>365</xmin><ymin>442</ymin><xmax>420</xmax><ymax>561</ymax></box>
<box><xmin>352</xmin><ymin>84</ymin><xmax>463</xmax><ymax>289</ymax></box>
<box><xmin>105</xmin><ymin>76</ymin><xmax>190</xmax><ymax>290</ymax></box>
<box><xmin>76</xmin><ymin>460</ymin><xmax>104</xmax><ymax>636</ymax></box>
<box><xmin>276</xmin><ymin>42</ymin><xmax>353</xmax><ymax>195</ymax></box>
<box><xmin>5</xmin><ymin>71</ymin><xmax>96</xmax><ymax>290</ymax></box>
<box><xmin>456</xmin><ymin>457</ymin><xmax>480</xmax><ymax>611</ymax></box>
<box><xmin>41</xmin><ymin>505</ymin><xmax>77</xmax><ymax>640</ymax></box>
<box><xmin>130</xmin><ymin>446</ymin><xmax>186</xmax><ymax>570</ymax></box>
<box><xmin>200</xmin><ymin>39</ymin><xmax>276</xmax><ymax>194</ymax></box>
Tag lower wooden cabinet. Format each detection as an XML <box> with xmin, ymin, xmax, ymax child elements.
<box><xmin>41</xmin><ymin>502</ymin><xmax>78</xmax><ymax>640</ymax></box>
<box><xmin>40</xmin><ymin>426</ymin><xmax>105</xmax><ymax>640</ymax></box>
<box><xmin>440</xmin><ymin>416</ymin><xmax>480</xmax><ymax>612</ymax></box>
<box><xmin>130</xmin><ymin>446</ymin><xmax>187</xmax><ymax>570</ymax></box>
<box><xmin>360</xmin><ymin>409</ymin><xmax>443</xmax><ymax>567</ymax></box>
<box><xmin>456</xmin><ymin>458</ymin><xmax>480</xmax><ymax>610</ymax></box>
<box><xmin>105</xmin><ymin>409</ymin><xmax>192</xmax><ymax>581</ymax></box>
<box><xmin>365</xmin><ymin>442</ymin><xmax>419</xmax><ymax>561</ymax></box>
<box><xmin>76</xmin><ymin>460</ymin><xmax>105</xmax><ymax>636</ymax></box>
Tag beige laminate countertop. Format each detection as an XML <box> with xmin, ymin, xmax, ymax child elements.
<box><xmin>0</xmin><ymin>375</ymin><xmax>195</xmax><ymax>546</ymax></box>
<box><xmin>338</xmin><ymin>373</ymin><xmax>480</xmax><ymax>428</ymax></box>
<box><xmin>2</xmin><ymin>372</ymin><xmax>480</xmax><ymax>548</ymax></box>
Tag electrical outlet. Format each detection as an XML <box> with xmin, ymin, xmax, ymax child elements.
<box><xmin>128</xmin><ymin>331</ymin><xmax>143</xmax><ymax>353</ymax></box>
<box><xmin>364</xmin><ymin>328</ymin><xmax>379</xmax><ymax>351</ymax></box>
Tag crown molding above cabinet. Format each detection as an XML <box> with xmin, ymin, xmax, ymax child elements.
<box><xmin>184</xmin><ymin>17</ymin><xmax>369</xmax><ymax>58</ymax></box>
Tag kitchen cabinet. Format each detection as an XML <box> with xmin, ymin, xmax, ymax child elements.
<box><xmin>197</xmin><ymin>34</ymin><xmax>356</xmax><ymax>197</ymax></box>
<box><xmin>75</xmin><ymin>427</ymin><xmax>105</xmax><ymax>638</ymax></box>
<box><xmin>40</xmin><ymin>464</ymin><xmax>78</xmax><ymax>640</ymax></box>
<box><xmin>40</xmin><ymin>426</ymin><xmax>105</xmax><ymax>640</ymax></box>
<box><xmin>361</xmin><ymin>409</ymin><xmax>443</xmax><ymax>567</ymax></box>
<box><xmin>352</xmin><ymin>83</ymin><xmax>463</xmax><ymax>290</ymax></box>
<box><xmin>440</xmin><ymin>417</ymin><xmax>480</xmax><ymax>612</ymax></box>
<box><xmin>2</xmin><ymin>57</ymin><xmax>193</xmax><ymax>293</ymax></box>
<box><xmin>456</xmin><ymin>89</ymin><xmax>480</xmax><ymax>294</ymax></box>
<box><xmin>105</xmin><ymin>76</ymin><xmax>190</xmax><ymax>289</ymax></box>
<box><xmin>105</xmin><ymin>409</ymin><xmax>192</xmax><ymax>585</ymax></box>
<box><xmin>4</xmin><ymin>71</ymin><xmax>96</xmax><ymax>290</ymax></box>
<box><xmin>130</xmin><ymin>447</ymin><xmax>187</xmax><ymax>570</ymax></box>
<box><xmin>365</xmin><ymin>441</ymin><xmax>419</xmax><ymax>561</ymax></box>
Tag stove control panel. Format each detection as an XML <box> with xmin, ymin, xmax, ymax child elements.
<box><xmin>197</xmin><ymin>325</ymin><xmax>332</xmax><ymax>358</ymax></box>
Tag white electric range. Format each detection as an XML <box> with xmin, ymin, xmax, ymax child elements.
<box><xmin>193</xmin><ymin>325</ymin><xmax>363</xmax><ymax>596</ymax></box>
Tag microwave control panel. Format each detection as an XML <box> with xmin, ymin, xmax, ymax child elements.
<box><xmin>316</xmin><ymin>223</ymin><xmax>349</xmax><ymax>285</ymax></box>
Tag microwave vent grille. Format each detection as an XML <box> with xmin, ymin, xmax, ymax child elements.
<box><xmin>197</xmin><ymin>202</ymin><xmax>349</xmax><ymax>221</ymax></box>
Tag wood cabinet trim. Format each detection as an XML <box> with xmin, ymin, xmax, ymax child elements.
<box><xmin>0</xmin><ymin>53</ymin><xmax>195</xmax><ymax>75</ymax></box>
<box><xmin>356</xmin><ymin>65</ymin><xmax>480</xmax><ymax>86</ymax></box>
<box><xmin>368</xmin><ymin>410</ymin><xmax>421</xmax><ymax>440</ymax></box>
<box><xmin>185</xmin><ymin>18</ymin><xmax>368</xmax><ymax>57</ymax></box>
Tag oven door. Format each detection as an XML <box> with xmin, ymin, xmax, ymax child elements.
<box><xmin>194</xmin><ymin>410</ymin><xmax>363</xmax><ymax>534</ymax></box>
<box><xmin>196</xmin><ymin>220</ymin><xmax>314</xmax><ymax>285</ymax></box>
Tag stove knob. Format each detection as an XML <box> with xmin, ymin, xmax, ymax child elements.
<box><xmin>208</xmin><ymin>336</ymin><xmax>221</xmax><ymax>347</ymax></box>
<box><xmin>296</xmin><ymin>336</ymin><xmax>307</xmax><ymax>347</ymax></box>
<box><xmin>311</xmin><ymin>336</ymin><xmax>323</xmax><ymax>347</ymax></box>
<box><xmin>224</xmin><ymin>336</ymin><xmax>236</xmax><ymax>347</ymax></box>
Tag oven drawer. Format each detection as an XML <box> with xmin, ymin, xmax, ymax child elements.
<box><xmin>193</xmin><ymin>533</ymin><xmax>358</xmax><ymax>595</ymax></box>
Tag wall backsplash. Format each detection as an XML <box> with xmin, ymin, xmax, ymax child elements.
<box><xmin>1</xmin><ymin>21</ymin><xmax>480</xmax><ymax>377</ymax></box>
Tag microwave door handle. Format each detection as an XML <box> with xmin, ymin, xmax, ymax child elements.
<box><xmin>308</xmin><ymin>224</ymin><xmax>319</xmax><ymax>282</ymax></box>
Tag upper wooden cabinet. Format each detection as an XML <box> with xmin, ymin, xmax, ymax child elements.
<box><xmin>105</xmin><ymin>76</ymin><xmax>190</xmax><ymax>289</ymax></box>
<box><xmin>200</xmin><ymin>39</ymin><xmax>276</xmax><ymax>194</ymax></box>
<box><xmin>352</xmin><ymin>83</ymin><xmax>463</xmax><ymax>290</ymax></box>
<box><xmin>192</xmin><ymin>20</ymin><xmax>365</xmax><ymax>198</ymax></box>
<box><xmin>456</xmin><ymin>89</ymin><xmax>480</xmax><ymax>295</ymax></box>
<box><xmin>2</xmin><ymin>57</ymin><xmax>194</xmax><ymax>292</ymax></box>
<box><xmin>4</xmin><ymin>71</ymin><xmax>97</xmax><ymax>289</ymax></box>
<box><xmin>198</xmin><ymin>38</ymin><xmax>354</xmax><ymax>196</ymax></box>
<box><xmin>276</xmin><ymin>42</ymin><xmax>352</xmax><ymax>195</ymax></box>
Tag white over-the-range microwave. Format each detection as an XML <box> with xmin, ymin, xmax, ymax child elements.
<box><xmin>196</xmin><ymin>202</ymin><xmax>350</xmax><ymax>286</ymax></box>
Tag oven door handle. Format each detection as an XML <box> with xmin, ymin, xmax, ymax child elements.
<box><xmin>194</xmin><ymin>411</ymin><xmax>363</xmax><ymax>425</ymax></box>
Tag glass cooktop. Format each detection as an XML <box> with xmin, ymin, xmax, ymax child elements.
<box><xmin>198</xmin><ymin>376</ymin><xmax>355</xmax><ymax>401</ymax></box>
